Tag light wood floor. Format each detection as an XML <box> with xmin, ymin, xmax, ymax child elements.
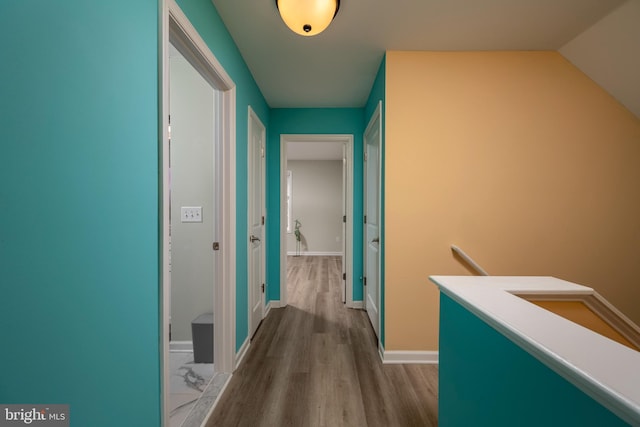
<box><xmin>205</xmin><ymin>256</ymin><xmax>438</xmax><ymax>427</ymax></box>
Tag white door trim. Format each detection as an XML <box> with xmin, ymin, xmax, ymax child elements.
<box><xmin>280</xmin><ymin>134</ymin><xmax>354</xmax><ymax>307</ymax></box>
<box><xmin>248</xmin><ymin>106</ymin><xmax>266</xmax><ymax>338</ymax></box>
<box><xmin>161</xmin><ymin>1</ymin><xmax>236</xmax><ymax>425</ymax></box>
<box><xmin>364</xmin><ymin>101</ymin><xmax>382</xmax><ymax>341</ymax></box>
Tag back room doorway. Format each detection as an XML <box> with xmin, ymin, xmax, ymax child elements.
<box><xmin>280</xmin><ymin>135</ymin><xmax>354</xmax><ymax>307</ymax></box>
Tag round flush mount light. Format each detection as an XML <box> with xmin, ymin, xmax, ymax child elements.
<box><xmin>275</xmin><ymin>0</ymin><xmax>340</xmax><ymax>37</ymax></box>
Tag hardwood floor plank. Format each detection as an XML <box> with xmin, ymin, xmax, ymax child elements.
<box><xmin>277</xmin><ymin>372</ymin><xmax>311</xmax><ymax>427</ymax></box>
<box><xmin>349</xmin><ymin>321</ymin><xmax>400</xmax><ymax>427</ymax></box>
<box><xmin>383</xmin><ymin>365</ymin><xmax>438</xmax><ymax>427</ymax></box>
<box><xmin>204</xmin><ymin>255</ymin><xmax>438</xmax><ymax>427</ymax></box>
<box><xmin>404</xmin><ymin>364</ymin><xmax>439</xmax><ymax>425</ymax></box>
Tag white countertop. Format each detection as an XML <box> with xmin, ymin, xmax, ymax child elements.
<box><xmin>430</xmin><ymin>275</ymin><xmax>640</xmax><ymax>426</ymax></box>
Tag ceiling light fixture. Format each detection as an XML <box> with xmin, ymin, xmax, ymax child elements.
<box><xmin>275</xmin><ymin>0</ymin><xmax>340</xmax><ymax>37</ymax></box>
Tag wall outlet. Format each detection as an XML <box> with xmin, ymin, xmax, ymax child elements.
<box><xmin>181</xmin><ymin>206</ymin><xmax>202</xmax><ymax>223</ymax></box>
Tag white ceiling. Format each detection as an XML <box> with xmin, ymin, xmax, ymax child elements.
<box><xmin>211</xmin><ymin>0</ymin><xmax>625</xmax><ymax>108</ymax></box>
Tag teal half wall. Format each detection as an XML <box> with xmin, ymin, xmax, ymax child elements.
<box><xmin>267</xmin><ymin>108</ymin><xmax>365</xmax><ymax>303</ymax></box>
<box><xmin>177</xmin><ymin>0</ymin><xmax>270</xmax><ymax>351</ymax></box>
<box><xmin>0</xmin><ymin>1</ymin><xmax>160</xmax><ymax>426</ymax></box>
<box><xmin>364</xmin><ymin>55</ymin><xmax>386</xmax><ymax>346</ymax></box>
<box><xmin>439</xmin><ymin>293</ymin><xmax>629</xmax><ymax>427</ymax></box>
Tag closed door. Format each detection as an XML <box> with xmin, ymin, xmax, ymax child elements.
<box><xmin>364</xmin><ymin>104</ymin><xmax>381</xmax><ymax>338</ymax></box>
<box><xmin>248</xmin><ymin>108</ymin><xmax>265</xmax><ymax>338</ymax></box>
<box><xmin>341</xmin><ymin>143</ymin><xmax>347</xmax><ymax>303</ymax></box>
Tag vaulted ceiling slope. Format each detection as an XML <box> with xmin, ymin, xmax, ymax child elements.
<box><xmin>212</xmin><ymin>0</ymin><xmax>627</xmax><ymax>108</ymax></box>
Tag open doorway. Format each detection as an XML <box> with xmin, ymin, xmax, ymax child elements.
<box><xmin>167</xmin><ymin>42</ymin><xmax>216</xmax><ymax>426</ymax></box>
<box><xmin>161</xmin><ymin>3</ymin><xmax>237</xmax><ymax>427</ymax></box>
<box><xmin>280</xmin><ymin>135</ymin><xmax>354</xmax><ymax>307</ymax></box>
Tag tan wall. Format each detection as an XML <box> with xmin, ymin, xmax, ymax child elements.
<box><xmin>385</xmin><ymin>51</ymin><xmax>640</xmax><ymax>351</ymax></box>
<box><xmin>527</xmin><ymin>300</ymin><xmax>638</xmax><ymax>351</ymax></box>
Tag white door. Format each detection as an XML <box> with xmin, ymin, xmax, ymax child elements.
<box><xmin>364</xmin><ymin>103</ymin><xmax>382</xmax><ymax>338</ymax></box>
<box><xmin>248</xmin><ymin>107</ymin><xmax>266</xmax><ymax>338</ymax></box>
<box><xmin>341</xmin><ymin>143</ymin><xmax>347</xmax><ymax>303</ymax></box>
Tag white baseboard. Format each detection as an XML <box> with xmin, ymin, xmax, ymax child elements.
<box><xmin>265</xmin><ymin>300</ymin><xmax>282</xmax><ymax>317</ymax></box>
<box><xmin>286</xmin><ymin>251</ymin><xmax>342</xmax><ymax>256</ymax></box>
<box><xmin>235</xmin><ymin>338</ymin><xmax>250</xmax><ymax>369</ymax></box>
<box><xmin>348</xmin><ymin>301</ymin><xmax>364</xmax><ymax>309</ymax></box>
<box><xmin>170</xmin><ymin>341</ymin><xmax>193</xmax><ymax>352</ymax></box>
<box><xmin>382</xmin><ymin>350</ymin><xmax>439</xmax><ymax>364</ymax></box>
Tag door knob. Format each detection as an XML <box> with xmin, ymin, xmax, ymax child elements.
<box><xmin>250</xmin><ymin>235</ymin><xmax>261</xmax><ymax>243</ymax></box>
<box><xmin>372</xmin><ymin>237</ymin><xmax>379</xmax><ymax>243</ymax></box>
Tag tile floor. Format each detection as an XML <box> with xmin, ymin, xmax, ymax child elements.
<box><xmin>169</xmin><ymin>352</ymin><xmax>229</xmax><ymax>427</ymax></box>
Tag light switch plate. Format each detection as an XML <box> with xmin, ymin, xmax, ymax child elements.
<box><xmin>181</xmin><ymin>206</ymin><xmax>202</xmax><ymax>223</ymax></box>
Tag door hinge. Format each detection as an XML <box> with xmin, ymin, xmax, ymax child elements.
<box><xmin>343</xmin><ymin>272</ymin><xmax>346</xmax><ymax>281</ymax></box>
<box><xmin>261</xmin><ymin>147</ymin><xmax>265</xmax><ymax>158</ymax></box>
<box><xmin>212</xmin><ymin>242</ymin><xmax>220</xmax><ymax>251</ymax></box>
<box><xmin>261</xmin><ymin>283</ymin><xmax>265</xmax><ymax>293</ymax></box>
<box><xmin>363</xmin><ymin>276</ymin><xmax>367</xmax><ymax>287</ymax></box>
<box><xmin>343</xmin><ymin>215</ymin><xmax>346</xmax><ymax>223</ymax></box>
<box><xmin>364</xmin><ymin>151</ymin><xmax>368</xmax><ymax>162</ymax></box>
<box><xmin>262</xmin><ymin>215</ymin><xmax>265</xmax><ymax>225</ymax></box>
<box><xmin>364</xmin><ymin>215</ymin><xmax>367</xmax><ymax>224</ymax></box>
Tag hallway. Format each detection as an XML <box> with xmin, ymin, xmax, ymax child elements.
<box><xmin>205</xmin><ymin>256</ymin><xmax>438</xmax><ymax>426</ymax></box>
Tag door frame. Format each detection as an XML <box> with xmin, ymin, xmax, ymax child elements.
<box><xmin>363</xmin><ymin>102</ymin><xmax>382</xmax><ymax>342</ymax></box>
<box><xmin>160</xmin><ymin>1</ymin><xmax>236</xmax><ymax>425</ymax></box>
<box><xmin>247</xmin><ymin>106</ymin><xmax>266</xmax><ymax>338</ymax></box>
<box><xmin>279</xmin><ymin>134</ymin><xmax>354</xmax><ymax>307</ymax></box>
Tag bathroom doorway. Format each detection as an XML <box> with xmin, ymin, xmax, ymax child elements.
<box><xmin>161</xmin><ymin>3</ymin><xmax>237</xmax><ymax>426</ymax></box>
<box><xmin>167</xmin><ymin>42</ymin><xmax>216</xmax><ymax>426</ymax></box>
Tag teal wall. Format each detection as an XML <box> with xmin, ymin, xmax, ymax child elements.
<box><xmin>0</xmin><ymin>1</ymin><xmax>270</xmax><ymax>426</ymax></box>
<box><xmin>365</xmin><ymin>55</ymin><xmax>386</xmax><ymax>121</ymax></box>
<box><xmin>267</xmin><ymin>108</ymin><xmax>365</xmax><ymax>303</ymax></box>
<box><xmin>364</xmin><ymin>55</ymin><xmax>386</xmax><ymax>346</ymax></box>
<box><xmin>439</xmin><ymin>293</ymin><xmax>629</xmax><ymax>427</ymax></box>
<box><xmin>0</xmin><ymin>1</ymin><xmax>160</xmax><ymax>426</ymax></box>
<box><xmin>0</xmin><ymin>0</ymin><xmax>380</xmax><ymax>422</ymax></box>
<box><xmin>177</xmin><ymin>0</ymin><xmax>270</xmax><ymax>351</ymax></box>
